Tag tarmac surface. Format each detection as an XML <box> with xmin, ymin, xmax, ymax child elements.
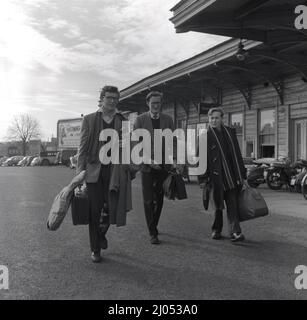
<box><xmin>0</xmin><ymin>166</ymin><xmax>307</xmax><ymax>300</ymax></box>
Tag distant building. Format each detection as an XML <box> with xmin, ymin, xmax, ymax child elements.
<box><xmin>0</xmin><ymin>140</ymin><xmax>41</xmax><ymax>157</ymax></box>
<box><xmin>46</xmin><ymin>137</ymin><xmax>58</xmax><ymax>151</ymax></box>
<box><xmin>0</xmin><ymin>143</ymin><xmax>6</xmax><ymax>157</ymax></box>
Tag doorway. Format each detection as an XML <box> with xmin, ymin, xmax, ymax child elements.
<box><xmin>294</xmin><ymin>119</ymin><xmax>307</xmax><ymax>161</ymax></box>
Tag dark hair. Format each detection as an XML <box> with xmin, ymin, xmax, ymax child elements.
<box><xmin>99</xmin><ymin>85</ymin><xmax>119</xmax><ymax>101</ymax></box>
<box><xmin>208</xmin><ymin>107</ymin><xmax>224</xmax><ymax>117</ymax></box>
<box><xmin>146</xmin><ymin>91</ymin><xmax>163</xmax><ymax>103</ymax></box>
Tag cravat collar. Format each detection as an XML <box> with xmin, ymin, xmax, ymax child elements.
<box><xmin>98</xmin><ymin>107</ymin><xmax>117</xmax><ymax>117</ymax></box>
<box><xmin>150</xmin><ymin>111</ymin><xmax>160</xmax><ymax>119</ymax></box>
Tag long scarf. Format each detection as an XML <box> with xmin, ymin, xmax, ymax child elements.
<box><xmin>210</xmin><ymin>125</ymin><xmax>244</xmax><ymax>189</ymax></box>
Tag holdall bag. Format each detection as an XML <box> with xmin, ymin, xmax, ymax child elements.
<box><xmin>47</xmin><ymin>170</ymin><xmax>86</xmax><ymax>231</ymax></box>
<box><xmin>47</xmin><ymin>186</ymin><xmax>74</xmax><ymax>231</ymax></box>
<box><xmin>163</xmin><ymin>172</ymin><xmax>188</xmax><ymax>200</ymax></box>
<box><xmin>174</xmin><ymin>173</ymin><xmax>187</xmax><ymax>200</ymax></box>
<box><xmin>163</xmin><ymin>174</ymin><xmax>176</xmax><ymax>200</ymax></box>
<box><xmin>238</xmin><ymin>183</ymin><xmax>269</xmax><ymax>222</ymax></box>
<box><xmin>71</xmin><ymin>184</ymin><xmax>89</xmax><ymax>225</ymax></box>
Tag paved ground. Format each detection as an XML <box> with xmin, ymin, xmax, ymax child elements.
<box><xmin>0</xmin><ymin>166</ymin><xmax>307</xmax><ymax>300</ymax></box>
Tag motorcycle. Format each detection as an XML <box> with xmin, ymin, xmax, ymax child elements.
<box><xmin>246</xmin><ymin>158</ymin><xmax>271</xmax><ymax>188</ymax></box>
<box><xmin>266</xmin><ymin>158</ymin><xmax>301</xmax><ymax>191</ymax></box>
<box><xmin>295</xmin><ymin>159</ymin><xmax>307</xmax><ymax>199</ymax></box>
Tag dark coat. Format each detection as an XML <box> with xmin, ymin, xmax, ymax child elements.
<box><xmin>198</xmin><ymin>125</ymin><xmax>247</xmax><ymax>210</ymax></box>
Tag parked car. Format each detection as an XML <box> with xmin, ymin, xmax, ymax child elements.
<box><xmin>17</xmin><ymin>156</ymin><xmax>30</xmax><ymax>166</ymax></box>
<box><xmin>38</xmin><ymin>151</ymin><xmax>60</xmax><ymax>166</ymax></box>
<box><xmin>59</xmin><ymin>149</ymin><xmax>78</xmax><ymax>166</ymax></box>
<box><xmin>30</xmin><ymin>157</ymin><xmax>40</xmax><ymax>166</ymax></box>
<box><xmin>0</xmin><ymin>156</ymin><xmax>8</xmax><ymax>166</ymax></box>
<box><xmin>2</xmin><ymin>156</ymin><xmax>24</xmax><ymax>166</ymax></box>
<box><xmin>26</xmin><ymin>156</ymin><xmax>36</xmax><ymax>166</ymax></box>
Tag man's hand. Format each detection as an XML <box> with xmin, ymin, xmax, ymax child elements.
<box><xmin>199</xmin><ymin>183</ymin><xmax>206</xmax><ymax>189</ymax></box>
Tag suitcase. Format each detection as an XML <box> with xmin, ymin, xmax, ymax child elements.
<box><xmin>71</xmin><ymin>185</ymin><xmax>89</xmax><ymax>225</ymax></box>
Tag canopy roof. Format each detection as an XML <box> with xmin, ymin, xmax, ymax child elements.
<box><xmin>119</xmin><ymin>36</ymin><xmax>307</xmax><ymax>112</ymax></box>
<box><xmin>170</xmin><ymin>0</ymin><xmax>307</xmax><ymax>42</ymax></box>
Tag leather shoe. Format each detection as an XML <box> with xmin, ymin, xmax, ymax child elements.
<box><xmin>100</xmin><ymin>234</ymin><xmax>108</xmax><ymax>250</ymax></box>
<box><xmin>150</xmin><ymin>236</ymin><xmax>160</xmax><ymax>245</ymax></box>
<box><xmin>211</xmin><ymin>231</ymin><xmax>222</xmax><ymax>240</ymax></box>
<box><xmin>91</xmin><ymin>251</ymin><xmax>102</xmax><ymax>263</ymax></box>
<box><xmin>230</xmin><ymin>233</ymin><xmax>245</xmax><ymax>242</ymax></box>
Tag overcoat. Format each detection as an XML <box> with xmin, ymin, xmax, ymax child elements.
<box><xmin>198</xmin><ymin>125</ymin><xmax>247</xmax><ymax>210</ymax></box>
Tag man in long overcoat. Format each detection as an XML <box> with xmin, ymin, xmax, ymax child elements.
<box><xmin>198</xmin><ymin>107</ymin><xmax>247</xmax><ymax>242</ymax></box>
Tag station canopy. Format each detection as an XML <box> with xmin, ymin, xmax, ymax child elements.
<box><xmin>170</xmin><ymin>0</ymin><xmax>307</xmax><ymax>42</ymax></box>
<box><xmin>119</xmin><ymin>0</ymin><xmax>307</xmax><ymax>113</ymax></box>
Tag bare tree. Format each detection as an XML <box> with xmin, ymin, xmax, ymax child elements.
<box><xmin>7</xmin><ymin>114</ymin><xmax>41</xmax><ymax>156</ymax></box>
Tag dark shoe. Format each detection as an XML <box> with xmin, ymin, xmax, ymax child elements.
<box><xmin>150</xmin><ymin>236</ymin><xmax>160</xmax><ymax>245</ymax></box>
<box><xmin>100</xmin><ymin>234</ymin><xmax>108</xmax><ymax>250</ymax></box>
<box><xmin>230</xmin><ymin>233</ymin><xmax>245</xmax><ymax>242</ymax></box>
<box><xmin>211</xmin><ymin>231</ymin><xmax>222</xmax><ymax>240</ymax></box>
<box><xmin>91</xmin><ymin>251</ymin><xmax>101</xmax><ymax>263</ymax></box>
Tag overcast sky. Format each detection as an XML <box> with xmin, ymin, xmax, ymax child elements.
<box><xmin>0</xmin><ymin>0</ymin><xmax>227</xmax><ymax>141</ymax></box>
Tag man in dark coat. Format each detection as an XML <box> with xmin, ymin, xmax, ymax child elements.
<box><xmin>77</xmin><ymin>85</ymin><xmax>126</xmax><ymax>262</ymax></box>
<box><xmin>198</xmin><ymin>107</ymin><xmax>247</xmax><ymax>242</ymax></box>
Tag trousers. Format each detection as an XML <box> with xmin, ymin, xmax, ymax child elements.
<box><xmin>212</xmin><ymin>187</ymin><xmax>242</xmax><ymax>235</ymax></box>
<box><xmin>86</xmin><ymin>165</ymin><xmax>111</xmax><ymax>252</ymax></box>
<box><xmin>141</xmin><ymin>168</ymin><xmax>168</xmax><ymax>237</ymax></box>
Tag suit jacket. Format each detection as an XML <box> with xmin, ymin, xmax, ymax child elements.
<box><xmin>77</xmin><ymin>111</ymin><xmax>125</xmax><ymax>183</ymax></box>
<box><xmin>133</xmin><ymin>111</ymin><xmax>176</xmax><ymax>172</ymax></box>
<box><xmin>198</xmin><ymin>125</ymin><xmax>246</xmax><ymax>210</ymax></box>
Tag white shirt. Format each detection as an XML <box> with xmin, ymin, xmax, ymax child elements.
<box><xmin>98</xmin><ymin>107</ymin><xmax>116</xmax><ymax>123</ymax></box>
<box><xmin>150</xmin><ymin>111</ymin><xmax>160</xmax><ymax>119</ymax></box>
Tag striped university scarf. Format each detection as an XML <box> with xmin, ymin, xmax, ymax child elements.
<box><xmin>210</xmin><ymin>125</ymin><xmax>244</xmax><ymax>190</ymax></box>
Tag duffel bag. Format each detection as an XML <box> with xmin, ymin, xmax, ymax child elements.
<box><xmin>238</xmin><ymin>183</ymin><xmax>269</xmax><ymax>222</ymax></box>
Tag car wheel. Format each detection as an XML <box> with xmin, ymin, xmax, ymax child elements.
<box><xmin>41</xmin><ymin>159</ymin><xmax>50</xmax><ymax>166</ymax></box>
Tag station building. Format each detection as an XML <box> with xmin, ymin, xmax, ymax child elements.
<box><xmin>118</xmin><ymin>0</ymin><xmax>307</xmax><ymax>162</ymax></box>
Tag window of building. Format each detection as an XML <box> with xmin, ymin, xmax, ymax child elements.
<box><xmin>259</xmin><ymin>109</ymin><xmax>276</xmax><ymax>158</ymax></box>
<box><xmin>186</xmin><ymin>124</ymin><xmax>197</xmax><ymax>163</ymax></box>
<box><xmin>246</xmin><ymin>141</ymin><xmax>255</xmax><ymax>158</ymax></box>
<box><xmin>230</xmin><ymin>113</ymin><xmax>243</xmax><ymax>152</ymax></box>
<box><xmin>177</xmin><ymin>119</ymin><xmax>186</xmax><ymax>130</ymax></box>
<box><xmin>197</xmin><ymin>122</ymin><xmax>208</xmax><ymax>138</ymax></box>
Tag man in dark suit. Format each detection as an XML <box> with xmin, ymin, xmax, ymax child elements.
<box><xmin>133</xmin><ymin>91</ymin><xmax>180</xmax><ymax>245</ymax></box>
<box><xmin>77</xmin><ymin>85</ymin><xmax>125</xmax><ymax>262</ymax></box>
<box><xmin>198</xmin><ymin>107</ymin><xmax>247</xmax><ymax>242</ymax></box>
